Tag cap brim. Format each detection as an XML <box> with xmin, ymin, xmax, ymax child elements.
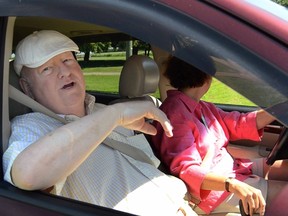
<box><xmin>25</xmin><ymin>47</ymin><xmax>79</xmax><ymax>68</ymax></box>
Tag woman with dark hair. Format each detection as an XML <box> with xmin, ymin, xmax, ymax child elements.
<box><xmin>152</xmin><ymin>55</ymin><xmax>288</xmax><ymax>216</ymax></box>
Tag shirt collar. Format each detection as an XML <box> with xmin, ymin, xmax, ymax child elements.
<box><xmin>167</xmin><ymin>89</ymin><xmax>202</xmax><ymax>113</ymax></box>
<box><xmin>63</xmin><ymin>93</ymin><xmax>96</xmax><ymax>123</ymax></box>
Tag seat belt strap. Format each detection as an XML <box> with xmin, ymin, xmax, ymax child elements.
<box><xmin>103</xmin><ymin>137</ymin><xmax>155</xmax><ymax>166</ymax></box>
<box><xmin>8</xmin><ymin>84</ymin><xmax>155</xmax><ymax>166</ymax></box>
<box><xmin>9</xmin><ymin>85</ymin><xmax>67</xmax><ymax>124</ymax></box>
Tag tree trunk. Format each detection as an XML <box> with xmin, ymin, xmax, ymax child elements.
<box><xmin>84</xmin><ymin>51</ymin><xmax>90</xmax><ymax>62</ymax></box>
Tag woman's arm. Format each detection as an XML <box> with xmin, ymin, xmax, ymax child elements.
<box><xmin>202</xmin><ymin>173</ymin><xmax>266</xmax><ymax>216</ymax></box>
<box><xmin>256</xmin><ymin>109</ymin><xmax>276</xmax><ymax>130</ymax></box>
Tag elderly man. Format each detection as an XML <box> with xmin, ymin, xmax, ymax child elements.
<box><xmin>3</xmin><ymin>30</ymin><xmax>195</xmax><ymax>216</ymax></box>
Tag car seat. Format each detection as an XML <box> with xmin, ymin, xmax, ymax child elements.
<box><xmin>9</xmin><ymin>61</ymin><xmax>31</xmax><ymax>120</ymax></box>
<box><xmin>110</xmin><ymin>55</ymin><xmax>161</xmax><ymax>107</ymax></box>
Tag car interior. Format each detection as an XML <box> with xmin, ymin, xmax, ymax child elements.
<box><xmin>7</xmin><ymin>17</ymin><xmax>282</xmax><ymax>159</ymax></box>
<box><xmin>1</xmin><ymin>12</ymin><xmax>287</xmax><ymax>215</ymax></box>
<box><xmin>109</xmin><ymin>54</ymin><xmax>161</xmax><ymax>107</ymax></box>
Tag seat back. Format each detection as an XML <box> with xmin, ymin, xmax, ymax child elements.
<box><xmin>111</xmin><ymin>55</ymin><xmax>161</xmax><ymax>107</ymax></box>
<box><xmin>9</xmin><ymin>61</ymin><xmax>31</xmax><ymax>120</ymax></box>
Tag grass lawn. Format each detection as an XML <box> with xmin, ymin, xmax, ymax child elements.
<box><xmin>84</xmin><ymin>73</ymin><xmax>255</xmax><ymax>106</ymax></box>
<box><xmin>203</xmin><ymin>79</ymin><xmax>255</xmax><ymax>106</ymax></box>
<box><xmin>85</xmin><ymin>75</ymin><xmax>120</xmax><ymax>93</ymax></box>
<box><xmin>82</xmin><ymin>52</ymin><xmax>255</xmax><ymax>106</ymax></box>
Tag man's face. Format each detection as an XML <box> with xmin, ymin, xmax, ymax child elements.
<box><xmin>21</xmin><ymin>51</ymin><xmax>86</xmax><ymax>115</ymax></box>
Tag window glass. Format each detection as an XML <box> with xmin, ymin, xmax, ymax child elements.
<box><xmin>203</xmin><ymin>78</ymin><xmax>256</xmax><ymax>106</ymax></box>
<box><xmin>81</xmin><ymin>41</ymin><xmax>153</xmax><ymax>94</ymax></box>
<box><xmin>81</xmin><ymin>43</ymin><xmax>255</xmax><ymax>107</ymax></box>
<box><xmin>80</xmin><ymin>51</ymin><xmax>123</xmax><ymax>94</ymax></box>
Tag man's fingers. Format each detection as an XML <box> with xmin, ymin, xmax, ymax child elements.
<box><xmin>137</xmin><ymin>122</ymin><xmax>157</xmax><ymax>135</ymax></box>
<box><xmin>148</xmin><ymin>106</ymin><xmax>173</xmax><ymax>137</ymax></box>
<box><xmin>162</xmin><ymin>120</ymin><xmax>173</xmax><ymax>137</ymax></box>
<box><xmin>116</xmin><ymin>101</ymin><xmax>173</xmax><ymax>137</ymax></box>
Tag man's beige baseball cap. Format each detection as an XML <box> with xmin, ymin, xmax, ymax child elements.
<box><xmin>14</xmin><ymin>30</ymin><xmax>79</xmax><ymax>76</ymax></box>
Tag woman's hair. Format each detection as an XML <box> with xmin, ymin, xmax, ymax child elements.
<box><xmin>164</xmin><ymin>55</ymin><xmax>214</xmax><ymax>90</ymax></box>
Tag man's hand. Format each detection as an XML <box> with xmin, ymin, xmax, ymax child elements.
<box><xmin>113</xmin><ymin>101</ymin><xmax>173</xmax><ymax>137</ymax></box>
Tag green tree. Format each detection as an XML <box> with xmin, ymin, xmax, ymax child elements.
<box><xmin>271</xmin><ymin>0</ymin><xmax>288</xmax><ymax>7</ymax></box>
<box><xmin>79</xmin><ymin>42</ymin><xmax>112</xmax><ymax>62</ymax></box>
<box><xmin>79</xmin><ymin>43</ymin><xmax>94</xmax><ymax>62</ymax></box>
<box><xmin>132</xmin><ymin>40</ymin><xmax>151</xmax><ymax>56</ymax></box>
<box><xmin>94</xmin><ymin>42</ymin><xmax>111</xmax><ymax>53</ymax></box>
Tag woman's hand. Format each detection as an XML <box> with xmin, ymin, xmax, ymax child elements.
<box><xmin>229</xmin><ymin>179</ymin><xmax>266</xmax><ymax>216</ymax></box>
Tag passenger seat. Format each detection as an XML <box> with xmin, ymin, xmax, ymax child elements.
<box><xmin>110</xmin><ymin>55</ymin><xmax>161</xmax><ymax>107</ymax></box>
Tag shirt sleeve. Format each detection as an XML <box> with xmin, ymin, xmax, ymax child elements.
<box><xmin>216</xmin><ymin>108</ymin><xmax>263</xmax><ymax>141</ymax></box>
<box><xmin>3</xmin><ymin>116</ymin><xmax>38</xmax><ymax>185</ymax></box>
<box><xmin>3</xmin><ymin>113</ymin><xmax>65</xmax><ymax>191</ymax></box>
<box><xmin>3</xmin><ymin>141</ymin><xmax>24</xmax><ymax>184</ymax></box>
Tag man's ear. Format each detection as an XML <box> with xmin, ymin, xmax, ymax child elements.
<box><xmin>19</xmin><ymin>78</ymin><xmax>35</xmax><ymax>99</ymax></box>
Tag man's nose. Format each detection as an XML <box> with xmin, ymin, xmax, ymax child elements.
<box><xmin>57</xmin><ymin>64</ymin><xmax>71</xmax><ymax>78</ymax></box>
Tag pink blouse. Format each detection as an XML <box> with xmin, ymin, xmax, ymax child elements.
<box><xmin>152</xmin><ymin>90</ymin><xmax>263</xmax><ymax>214</ymax></box>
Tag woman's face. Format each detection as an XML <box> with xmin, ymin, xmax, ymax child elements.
<box><xmin>203</xmin><ymin>76</ymin><xmax>213</xmax><ymax>95</ymax></box>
